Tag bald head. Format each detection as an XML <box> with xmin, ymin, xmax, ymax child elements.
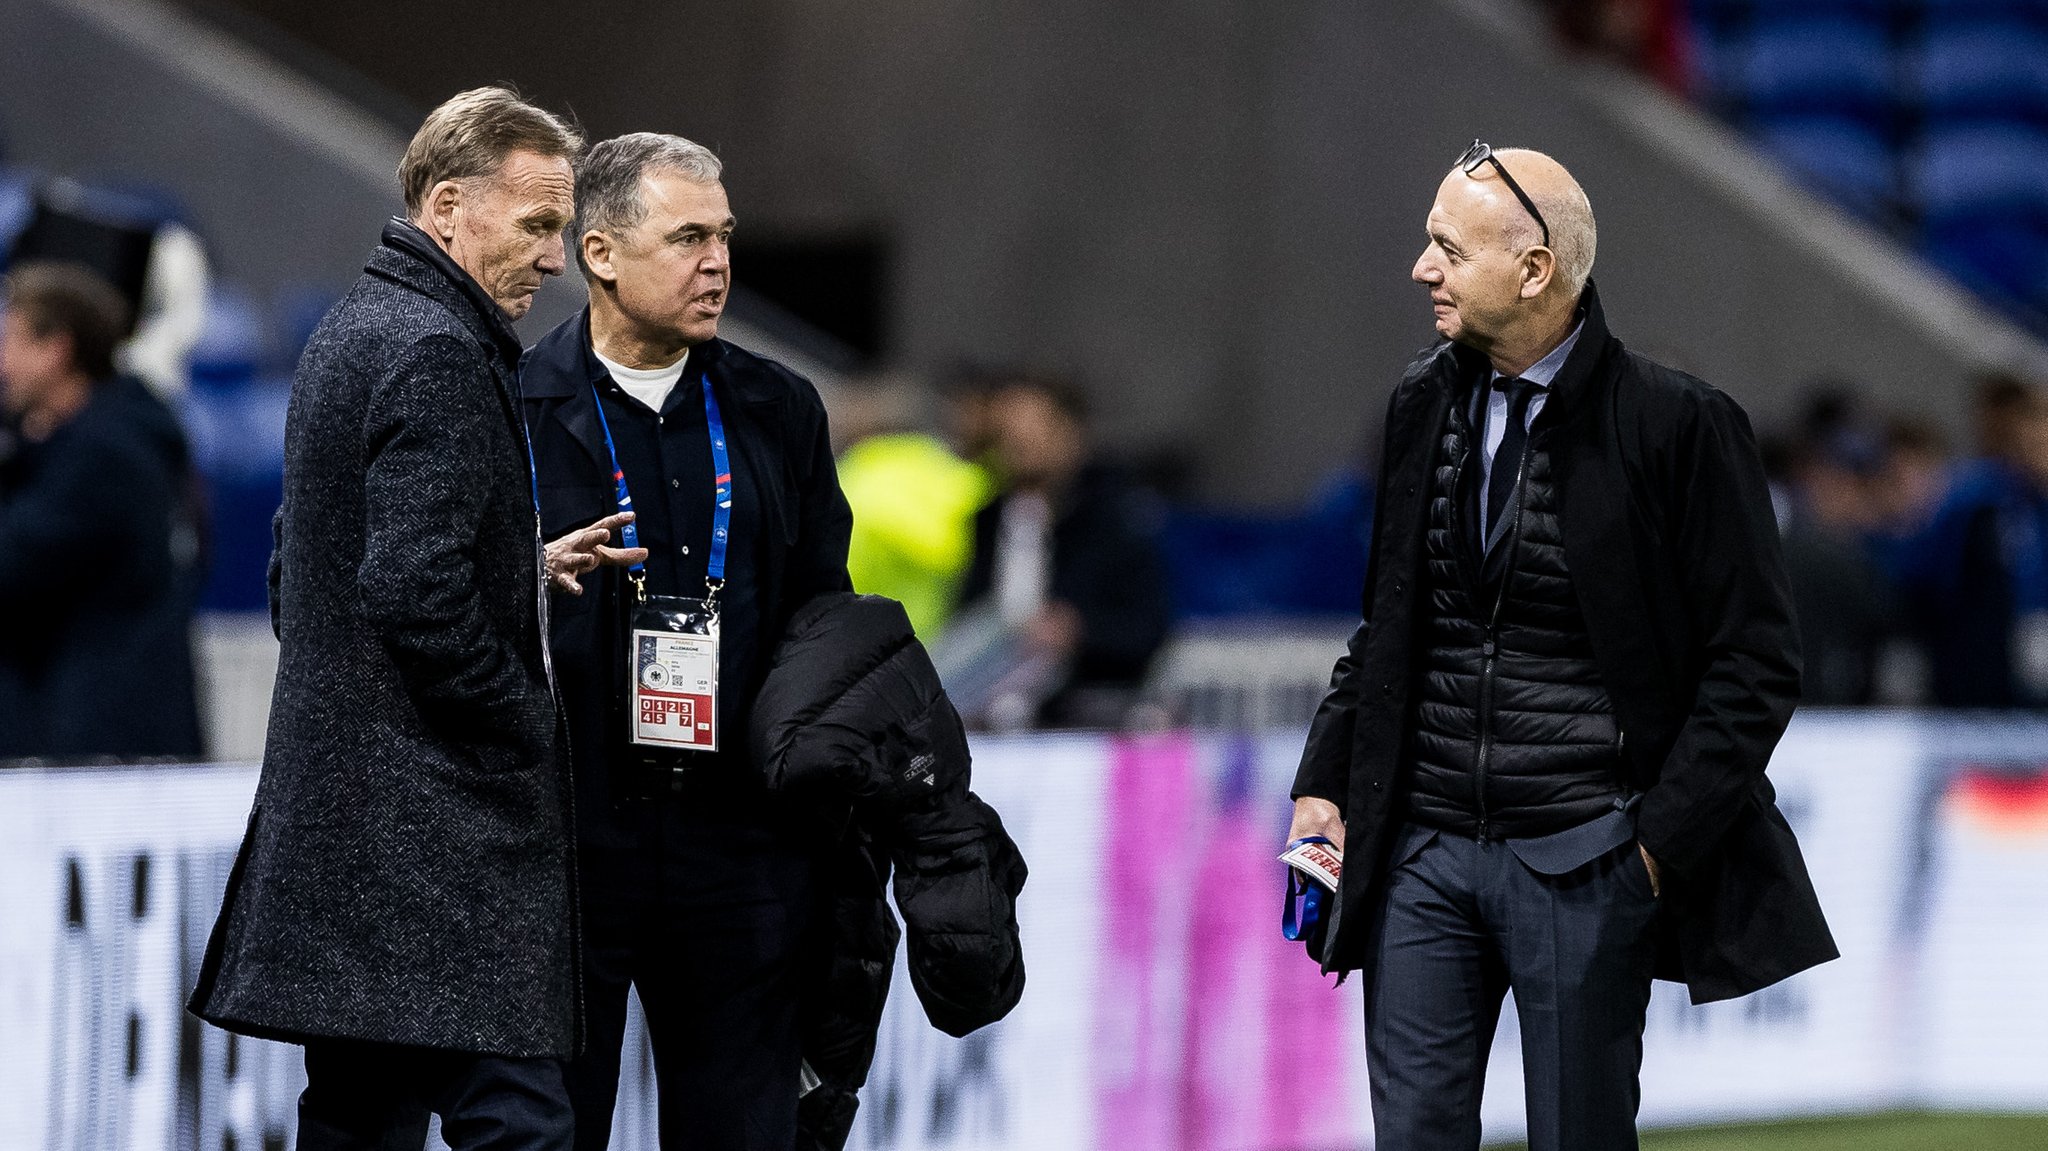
<box><xmin>1414</xmin><ymin>145</ymin><xmax>1596</xmax><ymax>373</ymax></box>
<box><xmin>1448</xmin><ymin>148</ymin><xmax>1596</xmax><ymax>297</ymax></box>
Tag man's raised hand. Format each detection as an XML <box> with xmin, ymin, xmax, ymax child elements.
<box><xmin>545</xmin><ymin>511</ymin><xmax>649</xmax><ymax>595</ymax></box>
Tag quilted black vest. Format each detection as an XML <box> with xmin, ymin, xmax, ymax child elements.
<box><xmin>1401</xmin><ymin>391</ymin><xmax>1627</xmax><ymax>839</ymax></box>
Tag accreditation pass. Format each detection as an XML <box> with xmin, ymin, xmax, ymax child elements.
<box><xmin>632</xmin><ymin>629</ymin><xmax>718</xmax><ymax>750</ymax></box>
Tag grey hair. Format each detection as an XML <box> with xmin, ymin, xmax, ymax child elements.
<box><xmin>573</xmin><ymin>132</ymin><xmax>723</xmax><ymax>255</ymax></box>
<box><xmin>398</xmin><ymin>86</ymin><xmax>582</xmax><ymax>217</ymax></box>
<box><xmin>1487</xmin><ymin>148</ymin><xmax>1597</xmax><ymax>298</ymax></box>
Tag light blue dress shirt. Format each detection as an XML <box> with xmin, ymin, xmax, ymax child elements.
<box><xmin>1477</xmin><ymin>319</ymin><xmax>1585</xmax><ymax>541</ymax></box>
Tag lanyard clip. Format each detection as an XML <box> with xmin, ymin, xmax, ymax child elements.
<box><xmin>630</xmin><ymin>570</ymin><xmax>648</xmax><ymax>604</ymax></box>
<box><xmin>704</xmin><ymin>576</ymin><xmax>724</xmax><ymax>616</ymax></box>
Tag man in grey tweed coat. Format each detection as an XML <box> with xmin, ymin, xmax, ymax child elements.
<box><xmin>190</xmin><ymin>89</ymin><xmax>642</xmax><ymax>1149</ymax></box>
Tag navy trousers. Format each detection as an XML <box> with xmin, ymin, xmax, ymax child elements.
<box><xmin>1362</xmin><ymin>823</ymin><xmax>1660</xmax><ymax>1151</ymax></box>
<box><xmin>296</xmin><ymin>1038</ymin><xmax>573</xmax><ymax>1151</ymax></box>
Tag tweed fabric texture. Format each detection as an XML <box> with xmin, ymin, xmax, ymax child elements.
<box><xmin>191</xmin><ymin>221</ymin><xmax>574</xmax><ymax>1057</ymax></box>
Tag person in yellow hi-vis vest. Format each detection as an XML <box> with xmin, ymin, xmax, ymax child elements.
<box><xmin>836</xmin><ymin>375</ymin><xmax>993</xmax><ymax>639</ymax></box>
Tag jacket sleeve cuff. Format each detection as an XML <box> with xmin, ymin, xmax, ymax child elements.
<box><xmin>1290</xmin><ymin>776</ymin><xmax>1347</xmax><ymax>807</ymax></box>
<box><xmin>1634</xmin><ymin>800</ymin><xmax>1713</xmax><ymax>879</ymax></box>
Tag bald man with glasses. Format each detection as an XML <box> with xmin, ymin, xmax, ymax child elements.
<box><xmin>1285</xmin><ymin>143</ymin><xmax>1835</xmax><ymax>1150</ymax></box>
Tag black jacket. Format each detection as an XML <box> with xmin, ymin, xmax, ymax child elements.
<box><xmin>750</xmin><ymin>592</ymin><xmax>1028</xmax><ymax>1151</ymax></box>
<box><xmin>0</xmin><ymin>375</ymin><xmax>203</xmax><ymax>760</ymax></box>
<box><xmin>194</xmin><ymin>221</ymin><xmax>574</xmax><ymax>1055</ymax></box>
<box><xmin>1405</xmin><ymin>430</ymin><xmax>1624</xmax><ymax>837</ymax></box>
<box><xmin>1294</xmin><ymin>282</ymin><xmax>1835</xmax><ymax>1004</ymax></box>
<box><xmin>520</xmin><ymin>309</ymin><xmax>854</xmax><ymax>798</ymax></box>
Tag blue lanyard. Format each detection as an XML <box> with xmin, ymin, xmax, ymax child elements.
<box><xmin>521</xmin><ymin>430</ymin><xmax>543</xmax><ymax>520</ymax></box>
<box><xmin>707</xmin><ymin>378</ymin><xmax>732</xmax><ymax>586</ymax></box>
<box><xmin>588</xmin><ymin>372</ymin><xmax>732</xmax><ymax>602</ymax></box>
<box><xmin>1281</xmin><ymin>835</ymin><xmax>1334</xmax><ymax>942</ymax></box>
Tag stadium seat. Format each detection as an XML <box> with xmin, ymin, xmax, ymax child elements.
<box><xmin>186</xmin><ymin>289</ymin><xmax>266</xmax><ymax>392</ymax></box>
<box><xmin>1922</xmin><ymin>215</ymin><xmax>2048</xmax><ymax>308</ymax></box>
<box><xmin>0</xmin><ymin>167</ymin><xmax>33</xmax><ymax>267</ymax></box>
<box><xmin>1919</xmin><ymin>0</ymin><xmax>2048</xmax><ymax>18</ymax></box>
<box><xmin>1753</xmin><ymin>115</ymin><xmax>1898</xmax><ymax>213</ymax></box>
<box><xmin>1908</xmin><ymin>121</ymin><xmax>2048</xmax><ymax>217</ymax></box>
<box><xmin>185</xmin><ymin>369</ymin><xmax>289</xmax><ymax>612</ymax></box>
<box><xmin>1732</xmin><ymin>17</ymin><xmax>1899</xmax><ymax>120</ymax></box>
<box><xmin>1696</xmin><ymin>0</ymin><xmax>1900</xmax><ymax>14</ymax></box>
<box><xmin>1910</xmin><ymin>21</ymin><xmax>2048</xmax><ymax>120</ymax></box>
<box><xmin>272</xmin><ymin>286</ymin><xmax>337</xmax><ymax>370</ymax></box>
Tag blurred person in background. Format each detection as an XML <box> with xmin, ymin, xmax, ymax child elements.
<box><xmin>835</xmin><ymin>371</ymin><xmax>992</xmax><ymax>638</ymax></box>
<box><xmin>1865</xmin><ymin>416</ymin><xmax>1952</xmax><ymax>703</ymax></box>
<box><xmin>190</xmin><ymin>88</ymin><xmax>637</xmax><ymax>1150</ymax></box>
<box><xmin>1774</xmin><ymin>404</ymin><xmax>1901</xmax><ymax>706</ymax></box>
<box><xmin>519</xmin><ymin>132</ymin><xmax>853</xmax><ymax>1149</ymax></box>
<box><xmin>1900</xmin><ymin>373</ymin><xmax>2048</xmax><ymax>708</ymax></box>
<box><xmin>938</xmin><ymin>361</ymin><xmax>1004</xmax><ymax>471</ymax></box>
<box><xmin>1288</xmin><ymin>143</ymin><xmax>1832</xmax><ymax>1151</ymax></box>
<box><xmin>955</xmin><ymin>371</ymin><xmax>1171</xmax><ymax>728</ymax></box>
<box><xmin>0</xmin><ymin>260</ymin><xmax>203</xmax><ymax>760</ymax></box>
<box><xmin>1867</xmin><ymin>415</ymin><xmax>1953</xmax><ymax>580</ymax></box>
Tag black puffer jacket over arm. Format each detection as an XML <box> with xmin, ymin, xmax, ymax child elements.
<box><xmin>750</xmin><ymin>592</ymin><xmax>1028</xmax><ymax>1151</ymax></box>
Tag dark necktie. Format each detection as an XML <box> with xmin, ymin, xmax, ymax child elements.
<box><xmin>1485</xmin><ymin>377</ymin><xmax>1537</xmax><ymax>552</ymax></box>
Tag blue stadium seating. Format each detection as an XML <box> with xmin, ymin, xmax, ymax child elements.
<box><xmin>1911</xmin><ymin>121</ymin><xmax>2048</xmax><ymax>308</ymax></box>
<box><xmin>1754</xmin><ymin>115</ymin><xmax>1898</xmax><ymax>212</ymax></box>
<box><xmin>184</xmin><ymin>365</ymin><xmax>290</xmax><ymax>613</ymax></box>
<box><xmin>1910</xmin><ymin>21</ymin><xmax>2048</xmax><ymax>119</ymax></box>
<box><xmin>1922</xmin><ymin>216</ymin><xmax>2048</xmax><ymax>307</ymax></box>
<box><xmin>1163</xmin><ymin>471</ymin><xmax>1371</xmax><ymax>620</ymax></box>
<box><xmin>0</xmin><ymin>167</ymin><xmax>32</xmax><ymax>266</ymax></box>
<box><xmin>186</xmin><ymin>290</ymin><xmax>266</xmax><ymax>392</ymax></box>
<box><xmin>1909</xmin><ymin>121</ymin><xmax>2048</xmax><ymax>217</ymax></box>
<box><xmin>272</xmin><ymin>286</ymin><xmax>337</xmax><ymax>371</ymax></box>
<box><xmin>1920</xmin><ymin>0</ymin><xmax>2048</xmax><ymax>17</ymax></box>
<box><xmin>1689</xmin><ymin>0</ymin><xmax>2048</xmax><ymax>333</ymax></box>
<box><xmin>1733</xmin><ymin>17</ymin><xmax>1899</xmax><ymax>119</ymax></box>
<box><xmin>1696</xmin><ymin>0</ymin><xmax>1901</xmax><ymax>15</ymax></box>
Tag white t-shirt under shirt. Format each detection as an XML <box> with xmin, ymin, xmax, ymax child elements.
<box><xmin>594</xmin><ymin>348</ymin><xmax>689</xmax><ymax>413</ymax></box>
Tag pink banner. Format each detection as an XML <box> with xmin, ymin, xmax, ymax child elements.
<box><xmin>1094</xmin><ymin>732</ymin><xmax>1200</xmax><ymax>1151</ymax></box>
<box><xmin>1097</xmin><ymin>735</ymin><xmax>1358</xmax><ymax>1151</ymax></box>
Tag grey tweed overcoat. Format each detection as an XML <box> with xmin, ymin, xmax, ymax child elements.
<box><xmin>190</xmin><ymin>220</ymin><xmax>577</xmax><ymax>1057</ymax></box>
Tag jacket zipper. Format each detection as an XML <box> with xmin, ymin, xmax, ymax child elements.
<box><xmin>1474</xmin><ymin>444</ymin><xmax>1530</xmax><ymax>843</ymax></box>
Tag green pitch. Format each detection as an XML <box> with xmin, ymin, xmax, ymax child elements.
<box><xmin>1491</xmin><ymin>1111</ymin><xmax>2048</xmax><ymax>1150</ymax></box>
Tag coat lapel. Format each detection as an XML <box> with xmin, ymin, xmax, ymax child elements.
<box><xmin>1384</xmin><ymin>363</ymin><xmax>1454</xmax><ymax>612</ymax></box>
<box><xmin>1544</xmin><ymin>292</ymin><xmax>1672</xmax><ymax>769</ymax></box>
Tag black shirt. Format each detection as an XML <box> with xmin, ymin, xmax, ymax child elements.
<box><xmin>588</xmin><ymin>364</ymin><xmax>768</xmax><ymax>759</ymax></box>
<box><xmin>524</xmin><ymin>306</ymin><xmax>852</xmax><ymax>806</ymax></box>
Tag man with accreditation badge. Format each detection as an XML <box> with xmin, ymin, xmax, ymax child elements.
<box><xmin>521</xmin><ymin>132</ymin><xmax>854</xmax><ymax>1147</ymax></box>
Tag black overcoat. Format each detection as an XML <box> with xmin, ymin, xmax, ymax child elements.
<box><xmin>192</xmin><ymin>221</ymin><xmax>575</xmax><ymax>1056</ymax></box>
<box><xmin>1293</xmin><ymin>282</ymin><xmax>1837</xmax><ymax>1004</ymax></box>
